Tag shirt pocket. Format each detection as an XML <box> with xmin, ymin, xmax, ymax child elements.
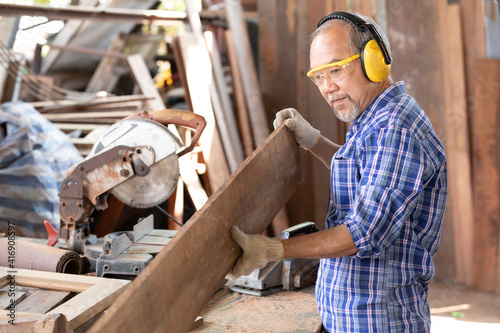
<box><xmin>331</xmin><ymin>145</ymin><xmax>361</xmax><ymax>211</ymax></box>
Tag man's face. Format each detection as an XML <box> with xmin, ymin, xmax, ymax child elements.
<box><xmin>309</xmin><ymin>22</ymin><xmax>374</xmax><ymax>122</ymax></box>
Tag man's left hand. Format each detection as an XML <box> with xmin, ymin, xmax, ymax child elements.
<box><xmin>228</xmin><ymin>226</ymin><xmax>284</xmax><ymax>279</ymax></box>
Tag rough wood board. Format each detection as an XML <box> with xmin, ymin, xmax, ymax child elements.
<box><xmin>0</xmin><ymin>313</ymin><xmax>73</xmax><ymax>333</ymax></box>
<box><xmin>0</xmin><ymin>290</ymin><xmax>26</xmax><ymax>309</ymax></box>
<box><xmin>224</xmin><ymin>0</ymin><xmax>268</xmax><ymax>147</ymax></box>
<box><xmin>89</xmin><ymin>124</ymin><xmax>303</xmax><ymax>333</ymax></box>
<box><xmin>15</xmin><ymin>289</ymin><xmax>73</xmax><ymax>314</ymax></box>
<box><xmin>472</xmin><ymin>59</ymin><xmax>500</xmax><ymax>293</ymax></box>
<box><xmin>225</xmin><ymin>30</ymin><xmax>254</xmax><ymax>157</ymax></box>
<box><xmin>437</xmin><ymin>1</ymin><xmax>474</xmax><ymax>287</ymax></box>
<box><xmin>204</xmin><ymin>30</ymin><xmax>245</xmax><ymax>172</ymax></box>
<box><xmin>85</xmin><ymin>33</ymin><xmax>127</xmax><ymax>93</ymax></box>
<box><xmin>175</xmin><ymin>33</ymin><xmax>231</xmax><ymax>191</ymax></box>
<box><xmin>127</xmin><ymin>54</ymin><xmax>166</xmax><ymax>111</ymax></box>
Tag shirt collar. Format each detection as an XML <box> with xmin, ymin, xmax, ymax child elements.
<box><xmin>351</xmin><ymin>81</ymin><xmax>407</xmax><ymax>127</ymax></box>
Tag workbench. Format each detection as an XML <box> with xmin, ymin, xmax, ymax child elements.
<box><xmin>191</xmin><ymin>285</ymin><xmax>321</xmax><ymax>332</ymax></box>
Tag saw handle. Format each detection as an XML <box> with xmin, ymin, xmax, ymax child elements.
<box><xmin>126</xmin><ymin>109</ymin><xmax>206</xmax><ymax>157</ymax></box>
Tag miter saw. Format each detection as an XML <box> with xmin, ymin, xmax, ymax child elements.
<box><xmin>50</xmin><ymin>109</ymin><xmax>205</xmax><ymax>277</ymax></box>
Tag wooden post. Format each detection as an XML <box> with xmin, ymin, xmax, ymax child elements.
<box><xmin>472</xmin><ymin>59</ymin><xmax>500</xmax><ymax>292</ymax></box>
<box><xmin>437</xmin><ymin>1</ymin><xmax>474</xmax><ymax>287</ymax></box>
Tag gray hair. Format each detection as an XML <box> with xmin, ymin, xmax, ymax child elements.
<box><xmin>308</xmin><ymin>13</ymin><xmax>391</xmax><ymax>58</ymax></box>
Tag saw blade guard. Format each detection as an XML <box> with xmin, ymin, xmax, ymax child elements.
<box><xmin>124</xmin><ymin>109</ymin><xmax>206</xmax><ymax>157</ymax></box>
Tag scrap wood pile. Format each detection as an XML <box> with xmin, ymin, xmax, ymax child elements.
<box><xmin>0</xmin><ymin>0</ymin><xmax>290</xmax><ymax>234</ymax></box>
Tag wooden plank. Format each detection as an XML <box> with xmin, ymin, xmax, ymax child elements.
<box><xmin>224</xmin><ymin>0</ymin><xmax>269</xmax><ymax>147</ymax></box>
<box><xmin>48</xmin><ymin>281</ymin><xmax>127</xmax><ymax>329</ymax></box>
<box><xmin>172</xmin><ymin>37</ymin><xmax>193</xmax><ymax>111</ymax></box>
<box><xmin>224</xmin><ymin>30</ymin><xmax>254</xmax><ymax>157</ymax></box>
<box><xmin>0</xmin><ymin>313</ymin><xmax>72</xmax><ymax>333</ymax></box>
<box><xmin>30</xmin><ymin>94</ymin><xmax>151</xmax><ymax>110</ymax></box>
<box><xmin>184</xmin><ymin>0</ymin><xmax>244</xmax><ymax>173</ymax></box>
<box><xmin>89</xmin><ymin>124</ymin><xmax>303</xmax><ymax>333</ymax></box>
<box><xmin>1</xmin><ymin>310</ymin><xmax>41</xmax><ymax>320</ymax></box>
<box><xmin>0</xmin><ymin>290</ymin><xmax>26</xmax><ymax>309</ymax></box>
<box><xmin>0</xmin><ymin>268</ymin><xmax>130</xmax><ymax>330</ymax></box>
<box><xmin>126</xmin><ymin>54</ymin><xmax>166</xmax><ymax>111</ymax></box>
<box><xmin>84</xmin><ymin>30</ymin><xmax>127</xmax><ymax>93</ymax></box>
<box><xmin>174</xmin><ymin>33</ymin><xmax>231</xmax><ymax>191</ymax></box>
<box><xmin>437</xmin><ymin>1</ymin><xmax>474</xmax><ymax>287</ymax></box>
<box><xmin>43</xmin><ymin>111</ymin><xmax>137</xmax><ymax>122</ymax></box>
<box><xmin>37</xmin><ymin>102</ymin><xmax>143</xmax><ymax>114</ymax></box>
<box><xmin>15</xmin><ymin>289</ymin><xmax>72</xmax><ymax>314</ymax></box>
<box><xmin>180</xmin><ymin>157</ymin><xmax>208</xmax><ymax>210</ymax></box>
<box><xmin>460</xmin><ymin>0</ymin><xmax>487</xmax><ymax>123</ymax></box>
<box><xmin>472</xmin><ymin>59</ymin><xmax>500</xmax><ymax>292</ymax></box>
<box><xmin>0</xmin><ymin>3</ymin><xmax>187</xmax><ymax>26</ymax></box>
<box><xmin>55</xmin><ymin>123</ymin><xmax>109</xmax><ymax>132</ymax></box>
<box><xmin>204</xmin><ymin>30</ymin><xmax>245</xmax><ymax>172</ymax></box>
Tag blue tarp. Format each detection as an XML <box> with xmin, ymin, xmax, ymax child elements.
<box><xmin>0</xmin><ymin>102</ymin><xmax>82</xmax><ymax>237</ymax></box>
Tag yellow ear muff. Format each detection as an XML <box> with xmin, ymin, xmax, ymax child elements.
<box><xmin>361</xmin><ymin>39</ymin><xmax>391</xmax><ymax>82</ymax></box>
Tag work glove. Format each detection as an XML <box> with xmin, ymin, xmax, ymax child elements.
<box><xmin>273</xmin><ymin>108</ymin><xmax>321</xmax><ymax>150</ymax></box>
<box><xmin>229</xmin><ymin>226</ymin><xmax>284</xmax><ymax>279</ymax></box>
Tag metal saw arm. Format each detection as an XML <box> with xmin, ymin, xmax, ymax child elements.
<box><xmin>125</xmin><ymin>109</ymin><xmax>206</xmax><ymax>157</ymax></box>
<box><xmin>57</xmin><ymin>109</ymin><xmax>206</xmax><ymax>252</ymax></box>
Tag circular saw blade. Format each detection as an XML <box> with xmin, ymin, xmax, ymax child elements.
<box><xmin>111</xmin><ymin>153</ymin><xmax>180</xmax><ymax>208</ymax></box>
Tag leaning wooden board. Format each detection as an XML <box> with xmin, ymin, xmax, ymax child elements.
<box><xmin>89</xmin><ymin>124</ymin><xmax>303</xmax><ymax>332</ymax></box>
<box><xmin>472</xmin><ymin>59</ymin><xmax>500</xmax><ymax>293</ymax></box>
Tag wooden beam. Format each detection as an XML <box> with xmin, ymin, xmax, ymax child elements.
<box><xmin>204</xmin><ymin>30</ymin><xmax>245</xmax><ymax>172</ymax></box>
<box><xmin>0</xmin><ymin>313</ymin><xmax>73</xmax><ymax>333</ymax></box>
<box><xmin>30</xmin><ymin>95</ymin><xmax>151</xmax><ymax>110</ymax></box>
<box><xmin>89</xmin><ymin>124</ymin><xmax>303</xmax><ymax>333</ymax></box>
<box><xmin>174</xmin><ymin>33</ymin><xmax>231</xmax><ymax>191</ymax></box>
<box><xmin>225</xmin><ymin>30</ymin><xmax>254</xmax><ymax>157</ymax></box>
<box><xmin>437</xmin><ymin>1</ymin><xmax>474</xmax><ymax>287</ymax></box>
<box><xmin>472</xmin><ymin>59</ymin><xmax>500</xmax><ymax>292</ymax></box>
<box><xmin>0</xmin><ymin>3</ymin><xmax>187</xmax><ymax>24</ymax></box>
<box><xmin>224</xmin><ymin>0</ymin><xmax>269</xmax><ymax>147</ymax></box>
<box><xmin>15</xmin><ymin>289</ymin><xmax>73</xmax><ymax>314</ymax></box>
<box><xmin>126</xmin><ymin>54</ymin><xmax>165</xmax><ymax>111</ymax></box>
<box><xmin>85</xmin><ymin>34</ymin><xmax>128</xmax><ymax>93</ymax></box>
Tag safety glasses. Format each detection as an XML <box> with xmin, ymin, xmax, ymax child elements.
<box><xmin>307</xmin><ymin>54</ymin><xmax>360</xmax><ymax>86</ymax></box>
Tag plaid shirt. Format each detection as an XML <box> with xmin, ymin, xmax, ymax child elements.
<box><xmin>316</xmin><ymin>82</ymin><xmax>447</xmax><ymax>332</ymax></box>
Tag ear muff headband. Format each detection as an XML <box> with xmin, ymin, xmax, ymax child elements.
<box><xmin>317</xmin><ymin>11</ymin><xmax>392</xmax><ymax>82</ymax></box>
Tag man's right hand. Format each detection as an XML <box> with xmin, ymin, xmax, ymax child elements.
<box><xmin>273</xmin><ymin>108</ymin><xmax>321</xmax><ymax>149</ymax></box>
